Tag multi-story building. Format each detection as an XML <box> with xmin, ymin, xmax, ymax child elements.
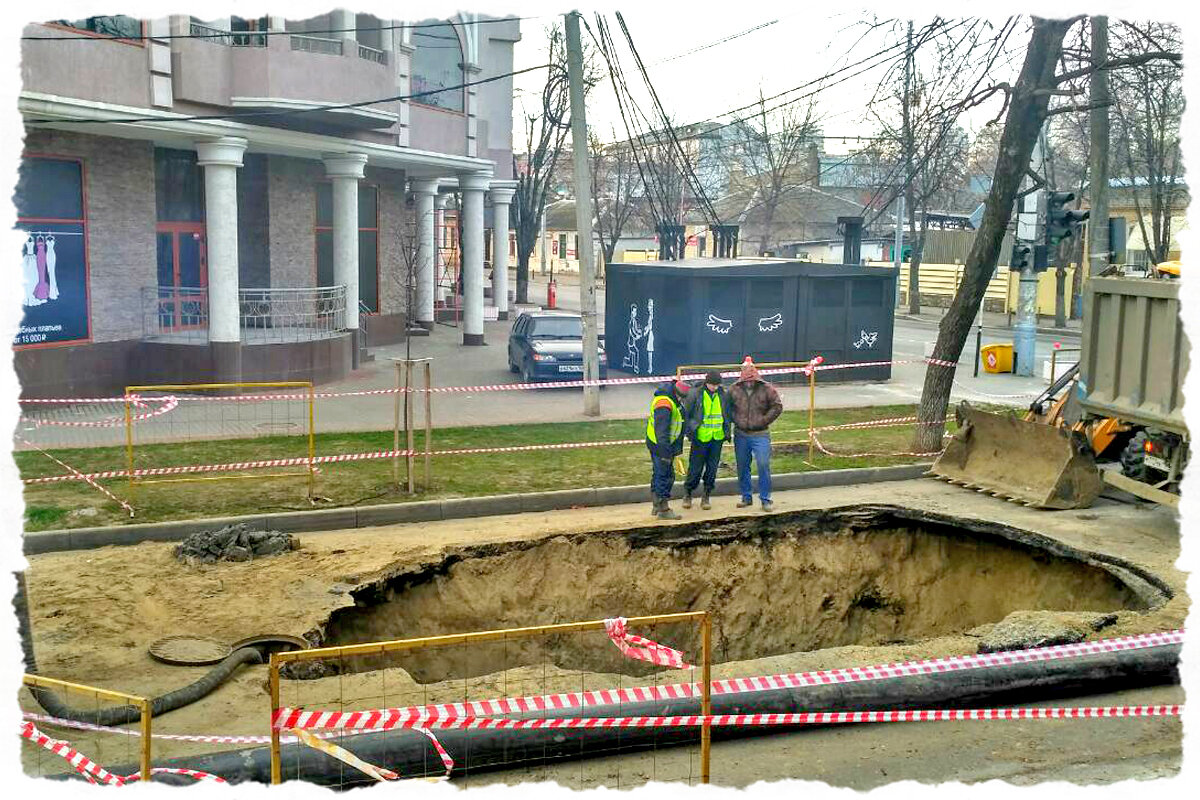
<box><xmin>16</xmin><ymin>10</ymin><xmax>521</xmax><ymax>397</ymax></box>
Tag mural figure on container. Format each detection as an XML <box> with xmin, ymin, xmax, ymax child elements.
<box><xmin>853</xmin><ymin>329</ymin><xmax>879</xmax><ymax>349</ymax></box>
<box><xmin>706</xmin><ymin>314</ymin><xmax>733</xmax><ymax>334</ymax></box>
<box><xmin>758</xmin><ymin>313</ymin><xmax>782</xmax><ymax>332</ymax></box>
<box><xmin>623</xmin><ymin>302</ymin><xmax>644</xmax><ymax>373</ymax></box>
<box><xmin>645</xmin><ymin>299</ymin><xmax>656</xmax><ymax>374</ymax></box>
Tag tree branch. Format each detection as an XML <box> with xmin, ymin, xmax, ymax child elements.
<box><xmin>1054</xmin><ymin>51</ymin><xmax>1181</xmax><ymax>85</ymax></box>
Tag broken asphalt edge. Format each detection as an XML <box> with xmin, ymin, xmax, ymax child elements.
<box><xmin>22</xmin><ymin>464</ymin><xmax>932</xmax><ymax>555</ymax></box>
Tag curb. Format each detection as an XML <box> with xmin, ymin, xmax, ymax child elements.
<box><xmin>22</xmin><ymin>464</ymin><xmax>932</xmax><ymax>555</ymax></box>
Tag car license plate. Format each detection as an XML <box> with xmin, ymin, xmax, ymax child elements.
<box><xmin>1145</xmin><ymin>454</ymin><xmax>1169</xmax><ymax>472</ymax></box>
<box><xmin>558</xmin><ymin>365</ymin><xmax>583</xmax><ymax>373</ymax></box>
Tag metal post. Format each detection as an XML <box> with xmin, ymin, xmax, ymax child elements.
<box><xmin>393</xmin><ymin>361</ymin><xmax>402</xmax><ymax>484</ymax></box>
<box><xmin>124</xmin><ymin>392</ymin><xmax>134</xmax><ymax>494</ymax></box>
<box><xmin>424</xmin><ymin>361</ymin><xmax>433</xmax><ymax>489</ymax></box>
<box><xmin>307</xmin><ymin>384</ymin><xmax>316</xmax><ymax>499</ymax></box>
<box><xmin>139</xmin><ymin>699</ymin><xmax>152</xmax><ymax>783</ymax></box>
<box><xmin>269</xmin><ymin>654</ymin><xmax>281</xmax><ymax>784</ymax></box>
<box><xmin>700</xmin><ymin>612</ymin><xmax>712</xmax><ymax>784</ymax></box>
<box><xmin>807</xmin><ymin>369</ymin><xmax>817</xmax><ymax>464</ymax></box>
<box><xmin>406</xmin><ymin>361</ymin><xmax>416</xmax><ymax>494</ymax></box>
<box><xmin>564</xmin><ymin>10</ymin><xmax>601</xmax><ymax>417</ymax></box>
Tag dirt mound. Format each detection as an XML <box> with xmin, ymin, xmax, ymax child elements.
<box><xmin>969</xmin><ymin>610</ymin><xmax>1119</xmax><ymax>653</ymax></box>
<box><xmin>174</xmin><ymin>523</ymin><xmax>298</xmax><ymax>565</ymax></box>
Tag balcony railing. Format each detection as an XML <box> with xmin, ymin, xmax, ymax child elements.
<box><xmin>142</xmin><ymin>285</ymin><xmax>348</xmax><ymax>344</ymax></box>
<box><xmin>357</xmin><ymin>43</ymin><xmax>388</xmax><ymax>65</ymax></box>
<box><xmin>189</xmin><ymin>21</ymin><xmax>267</xmax><ymax>47</ymax></box>
<box><xmin>290</xmin><ymin>34</ymin><xmax>343</xmax><ymax>56</ymax></box>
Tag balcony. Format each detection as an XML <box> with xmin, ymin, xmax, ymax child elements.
<box><xmin>173</xmin><ymin>28</ymin><xmax>398</xmax><ymax>129</ymax></box>
<box><xmin>142</xmin><ymin>285</ymin><xmax>348</xmax><ymax>344</ymax></box>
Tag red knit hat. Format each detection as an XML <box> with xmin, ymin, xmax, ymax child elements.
<box><xmin>674</xmin><ymin>379</ymin><xmax>692</xmax><ymax>394</ymax></box>
<box><xmin>739</xmin><ymin>356</ymin><xmax>761</xmax><ymax>382</ymax></box>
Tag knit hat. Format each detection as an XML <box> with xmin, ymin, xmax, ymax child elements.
<box><xmin>674</xmin><ymin>379</ymin><xmax>692</xmax><ymax>395</ymax></box>
<box><xmin>704</xmin><ymin>370</ymin><xmax>723</xmax><ymax>385</ymax></box>
<box><xmin>739</xmin><ymin>356</ymin><xmax>761</xmax><ymax>382</ymax></box>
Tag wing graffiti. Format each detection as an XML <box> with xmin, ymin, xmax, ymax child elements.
<box><xmin>758</xmin><ymin>313</ymin><xmax>783</xmax><ymax>332</ymax></box>
<box><xmin>706</xmin><ymin>314</ymin><xmax>733</xmax><ymax>334</ymax></box>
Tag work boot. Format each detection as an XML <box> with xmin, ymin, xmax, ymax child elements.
<box><xmin>650</xmin><ymin>498</ymin><xmax>662</xmax><ymax>517</ymax></box>
<box><xmin>701</xmin><ymin>492</ymin><xmax>712</xmax><ymax>510</ymax></box>
<box><xmin>736</xmin><ymin>497</ymin><xmax>753</xmax><ymax>508</ymax></box>
<box><xmin>762</xmin><ymin>500</ymin><xmax>775</xmax><ymax>513</ymax></box>
<box><xmin>682</xmin><ymin>492</ymin><xmax>693</xmax><ymax>509</ymax></box>
<box><xmin>657</xmin><ymin>501</ymin><xmax>682</xmax><ymax>521</ymax></box>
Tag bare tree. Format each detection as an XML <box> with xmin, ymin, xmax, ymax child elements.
<box><xmin>511</xmin><ymin>25</ymin><xmax>571</xmax><ymax>305</ymax></box>
<box><xmin>1108</xmin><ymin>20</ymin><xmax>1185</xmax><ymax>265</ymax></box>
<box><xmin>590</xmin><ymin>130</ymin><xmax>640</xmax><ymax>267</ymax></box>
<box><xmin>913</xmin><ymin>15</ymin><xmax>1182</xmax><ymax>450</ymax></box>
<box><xmin>734</xmin><ymin>93</ymin><xmax>822</xmax><ymax>255</ymax></box>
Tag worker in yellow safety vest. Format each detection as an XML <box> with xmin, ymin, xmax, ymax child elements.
<box><xmin>682</xmin><ymin>370</ymin><xmax>731</xmax><ymax>510</ymax></box>
<box><xmin>646</xmin><ymin>378</ymin><xmax>692</xmax><ymax>520</ymax></box>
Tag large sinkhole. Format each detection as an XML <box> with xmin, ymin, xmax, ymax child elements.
<box><xmin>311</xmin><ymin>506</ymin><xmax>1161</xmax><ymax>684</ymax></box>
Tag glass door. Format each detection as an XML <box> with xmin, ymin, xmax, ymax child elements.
<box><xmin>155</xmin><ymin>223</ymin><xmax>207</xmax><ymax>332</ymax></box>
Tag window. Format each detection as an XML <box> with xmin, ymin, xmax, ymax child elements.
<box><xmin>15</xmin><ymin>156</ymin><xmax>90</xmax><ymax>346</ymax></box>
<box><xmin>155</xmin><ymin>148</ymin><xmax>205</xmax><ymax>223</ymax></box>
<box><xmin>50</xmin><ymin>16</ymin><xmax>143</xmax><ymax>41</ymax></box>
<box><xmin>410</xmin><ymin>20</ymin><xmax>464</xmax><ymax>112</ymax></box>
<box><xmin>316</xmin><ymin>183</ymin><xmax>380</xmax><ymax>313</ymax></box>
<box><xmin>529</xmin><ymin>317</ymin><xmax>583</xmax><ymax>339</ymax></box>
<box><xmin>812</xmin><ymin>280</ymin><xmax>846</xmax><ymax>308</ymax></box>
<box><xmin>749</xmin><ymin>279</ymin><xmax>783</xmax><ymax>308</ymax></box>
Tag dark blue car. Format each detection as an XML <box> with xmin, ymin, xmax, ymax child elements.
<box><xmin>507</xmin><ymin>311</ymin><xmax>608</xmax><ymax>384</ymax></box>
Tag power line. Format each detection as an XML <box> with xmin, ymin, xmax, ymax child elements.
<box><xmin>646</xmin><ymin>19</ymin><xmax>779</xmax><ymax>66</ymax></box>
<box><xmin>22</xmin><ymin>15</ymin><xmax>537</xmax><ymax>41</ymax></box>
<box><xmin>23</xmin><ymin>63</ymin><xmax>555</xmax><ymax>126</ymax></box>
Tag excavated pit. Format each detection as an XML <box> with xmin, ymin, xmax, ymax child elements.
<box><xmin>310</xmin><ymin>506</ymin><xmax>1163</xmax><ymax>684</ymax></box>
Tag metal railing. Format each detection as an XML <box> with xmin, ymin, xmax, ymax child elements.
<box><xmin>290</xmin><ymin>34</ymin><xmax>344</xmax><ymax>55</ymax></box>
<box><xmin>357</xmin><ymin>43</ymin><xmax>388</xmax><ymax>65</ymax></box>
<box><xmin>189</xmin><ymin>21</ymin><xmax>267</xmax><ymax>46</ymax></box>
<box><xmin>142</xmin><ymin>285</ymin><xmax>348</xmax><ymax>344</ymax></box>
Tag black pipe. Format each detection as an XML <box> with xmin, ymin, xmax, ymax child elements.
<box><xmin>14</xmin><ymin>570</ymin><xmax>263</xmax><ymax>727</ymax></box>
<box><xmin>75</xmin><ymin>642</ymin><xmax>1179</xmax><ymax>787</ymax></box>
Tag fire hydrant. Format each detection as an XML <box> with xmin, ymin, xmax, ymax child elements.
<box><xmin>547</xmin><ymin>279</ymin><xmax>557</xmax><ymax>309</ymax></box>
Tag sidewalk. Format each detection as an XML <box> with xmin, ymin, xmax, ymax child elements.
<box><xmin>896</xmin><ymin>309</ymin><xmax>1082</xmax><ymax>339</ymax></box>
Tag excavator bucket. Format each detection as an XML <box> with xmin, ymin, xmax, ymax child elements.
<box><xmin>929</xmin><ymin>401</ymin><xmax>1103</xmax><ymax>509</ymax></box>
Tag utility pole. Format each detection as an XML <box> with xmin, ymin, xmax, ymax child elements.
<box><xmin>565</xmin><ymin>10</ymin><xmax>600</xmax><ymax>416</ymax></box>
<box><xmin>539</xmin><ymin>201</ymin><xmax>548</xmax><ymax>276</ymax></box>
<box><xmin>1013</xmin><ymin>124</ymin><xmax>1047</xmax><ymax>377</ymax></box>
<box><xmin>893</xmin><ymin>192</ymin><xmax>905</xmax><ymax>307</ymax></box>
<box><xmin>902</xmin><ymin>21</ymin><xmax>919</xmax><ymax>316</ymax></box>
<box><xmin>1087</xmin><ymin>16</ymin><xmax>1110</xmax><ymax>278</ymax></box>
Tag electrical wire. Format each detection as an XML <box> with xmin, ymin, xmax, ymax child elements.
<box><xmin>646</xmin><ymin>19</ymin><xmax>779</xmax><ymax>67</ymax></box>
<box><xmin>23</xmin><ymin>63</ymin><xmax>557</xmax><ymax>126</ymax></box>
<box><xmin>22</xmin><ymin>15</ymin><xmax>538</xmax><ymax>41</ymax></box>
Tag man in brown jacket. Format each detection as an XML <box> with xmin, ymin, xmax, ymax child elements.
<box><xmin>728</xmin><ymin>356</ymin><xmax>783</xmax><ymax>511</ymax></box>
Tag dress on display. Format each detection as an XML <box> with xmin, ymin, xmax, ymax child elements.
<box><xmin>34</xmin><ymin>236</ymin><xmax>50</xmax><ymax>301</ymax></box>
<box><xmin>22</xmin><ymin>236</ymin><xmax>42</xmax><ymax>307</ymax></box>
<box><xmin>46</xmin><ymin>235</ymin><xmax>59</xmax><ymax>300</ymax></box>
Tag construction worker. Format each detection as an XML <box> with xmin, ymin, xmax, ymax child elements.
<box><xmin>683</xmin><ymin>370</ymin><xmax>730</xmax><ymax>510</ymax></box>
<box><xmin>646</xmin><ymin>378</ymin><xmax>692</xmax><ymax>520</ymax></box>
<box><xmin>728</xmin><ymin>356</ymin><xmax>783</xmax><ymax>512</ymax></box>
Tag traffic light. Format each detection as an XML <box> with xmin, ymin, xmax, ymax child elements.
<box><xmin>1046</xmin><ymin>191</ymin><xmax>1090</xmax><ymax>247</ymax></box>
<box><xmin>1011</xmin><ymin>241</ymin><xmax>1032</xmax><ymax>271</ymax></box>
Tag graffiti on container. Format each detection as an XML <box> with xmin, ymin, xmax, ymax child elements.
<box><xmin>706</xmin><ymin>314</ymin><xmax>733</xmax><ymax>334</ymax></box>
<box><xmin>852</xmin><ymin>330</ymin><xmax>879</xmax><ymax>349</ymax></box>
<box><xmin>757</xmin><ymin>313</ymin><xmax>783</xmax><ymax>332</ymax></box>
<box><xmin>645</xmin><ymin>299</ymin><xmax>656</xmax><ymax>374</ymax></box>
<box><xmin>623</xmin><ymin>300</ymin><xmax>656</xmax><ymax>374</ymax></box>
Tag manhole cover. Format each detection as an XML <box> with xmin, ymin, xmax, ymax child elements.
<box><xmin>148</xmin><ymin>635</ymin><xmax>232</xmax><ymax>666</ymax></box>
<box><xmin>255</xmin><ymin>422</ymin><xmax>300</xmax><ymax>432</ymax></box>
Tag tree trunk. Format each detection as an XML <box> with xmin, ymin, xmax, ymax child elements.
<box><xmin>1054</xmin><ymin>265</ymin><xmax>1067</xmax><ymax>328</ymax></box>
<box><xmin>914</xmin><ymin>17</ymin><xmax>1073</xmax><ymax>452</ymax></box>
<box><xmin>907</xmin><ymin>217</ymin><xmax>926</xmax><ymax>316</ymax></box>
<box><xmin>516</xmin><ymin>254</ymin><xmax>530</xmax><ymax>304</ymax></box>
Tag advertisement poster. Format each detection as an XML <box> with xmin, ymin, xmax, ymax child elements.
<box><xmin>15</xmin><ymin>157</ymin><xmax>89</xmax><ymax>346</ymax></box>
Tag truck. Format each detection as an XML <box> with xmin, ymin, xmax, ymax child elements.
<box><xmin>930</xmin><ymin>264</ymin><xmax>1189</xmax><ymax>509</ymax></box>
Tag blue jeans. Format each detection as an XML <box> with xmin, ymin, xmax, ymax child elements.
<box><xmin>734</xmin><ymin>432</ymin><xmax>772</xmax><ymax>502</ymax></box>
<box><xmin>648</xmin><ymin>446</ymin><xmax>675</xmax><ymax>500</ymax></box>
<box><xmin>685</xmin><ymin>438</ymin><xmax>723</xmax><ymax>494</ymax></box>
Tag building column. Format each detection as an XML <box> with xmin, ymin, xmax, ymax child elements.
<box><xmin>332</xmin><ymin>9</ymin><xmax>356</xmax><ymax>43</ymax></box>
<box><xmin>195</xmin><ymin>136</ymin><xmax>247</xmax><ymax>384</ymax></box>
<box><xmin>435</xmin><ymin>192</ymin><xmax>452</xmax><ymax>306</ymax></box>
<box><xmin>323</xmin><ymin>153</ymin><xmax>368</xmax><ymax>365</ymax></box>
<box><xmin>410</xmin><ymin>178</ymin><xmax>440</xmax><ymax>329</ymax></box>
<box><xmin>488</xmin><ymin>181</ymin><xmax>517</xmax><ymax>320</ymax></box>
<box><xmin>458</xmin><ymin>172</ymin><xmax>491</xmax><ymax>345</ymax></box>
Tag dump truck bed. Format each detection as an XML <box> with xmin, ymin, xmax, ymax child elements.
<box><xmin>1079</xmin><ymin>277</ymin><xmax>1189</xmax><ymax>436</ymax></box>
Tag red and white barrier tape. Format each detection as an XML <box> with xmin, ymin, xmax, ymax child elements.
<box><xmin>15</xmin><ymin>355</ymin><xmax>965</xmax><ymax>407</ymax></box>
<box><xmin>21</xmin><ymin>438</ymin><xmax>646</xmax><ymax>485</ymax></box>
<box><xmin>17</xmin><ymin>721</ymin><xmax>226</xmax><ymax>786</ymax></box>
<box><xmin>811</xmin><ymin>430</ymin><xmax>947</xmax><ymax>459</ymax></box>
<box><xmin>15</xmin><ymin>435</ymin><xmax>135</xmax><ymax>516</ymax></box>
<box><xmin>952</xmin><ymin>379</ymin><xmax>1040</xmax><ymax>400</ymax></box>
<box><xmin>269</xmin><ymin>629</ymin><xmax>1182</xmax><ymax>732</ymax></box>
<box><xmin>20</xmin><ymin>396</ymin><xmax>180</xmax><ymax>429</ymax></box>
<box><xmin>605</xmin><ymin>617</ymin><xmax>691</xmax><ymax>669</ymax></box>
<box><xmin>273</xmin><ymin>705</ymin><xmax>1182</xmax><ymax>734</ymax></box>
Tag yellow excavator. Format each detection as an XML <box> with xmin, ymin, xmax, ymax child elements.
<box><xmin>931</xmin><ymin>261</ymin><xmax>1188</xmax><ymax>509</ymax></box>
